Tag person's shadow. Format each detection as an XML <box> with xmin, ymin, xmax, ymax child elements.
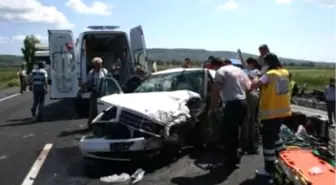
<box><xmin>239</xmin><ymin>176</ymin><xmax>274</xmax><ymax>185</ymax></box>
<box><xmin>171</xmin><ymin>165</ymin><xmax>235</xmax><ymax>185</ymax></box>
<box><xmin>171</xmin><ymin>151</ymin><xmax>235</xmax><ymax>185</ymax></box>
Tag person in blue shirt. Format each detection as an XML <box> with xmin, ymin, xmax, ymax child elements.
<box><xmin>325</xmin><ymin>78</ymin><xmax>335</xmax><ymax>125</ymax></box>
<box><xmin>30</xmin><ymin>61</ymin><xmax>48</xmax><ymax>121</ymax></box>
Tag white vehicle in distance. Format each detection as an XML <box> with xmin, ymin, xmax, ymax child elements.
<box><xmin>34</xmin><ymin>50</ymin><xmax>51</xmax><ymax>84</ymax></box>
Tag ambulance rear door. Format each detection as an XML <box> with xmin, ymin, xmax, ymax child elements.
<box><xmin>48</xmin><ymin>30</ymin><xmax>78</xmax><ymax>99</ymax></box>
<box><xmin>130</xmin><ymin>25</ymin><xmax>152</xmax><ymax>72</ymax></box>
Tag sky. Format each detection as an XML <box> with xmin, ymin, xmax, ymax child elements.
<box><xmin>0</xmin><ymin>0</ymin><xmax>335</xmax><ymax>62</ymax></box>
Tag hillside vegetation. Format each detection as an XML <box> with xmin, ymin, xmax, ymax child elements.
<box><xmin>0</xmin><ymin>48</ymin><xmax>334</xmax><ymax>90</ymax></box>
<box><xmin>0</xmin><ymin>48</ymin><xmax>335</xmax><ymax>67</ymax></box>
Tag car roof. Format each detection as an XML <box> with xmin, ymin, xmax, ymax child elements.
<box><xmin>153</xmin><ymin>68</ymin><xmax>216</xmax><ymax>78</ymax></box>
<box><xmin>230</xmin><ymin>58</ymin><xmax>241</xmax><ymax>66</ymax></box>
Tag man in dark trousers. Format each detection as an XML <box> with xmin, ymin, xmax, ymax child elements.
<box><xmin>18</xmin><ymin>62</ymin><xmax>27</xmax><ymax>93</ymax></box>
<box><xmin>208</xmin><ymin>58</ymin><xmax>251</xmax><ymax>168</ymax></box>
<box><xmin>30</xmin><ymin>61</ymin><xmax>48</xmax><ymax>121</ymax></box>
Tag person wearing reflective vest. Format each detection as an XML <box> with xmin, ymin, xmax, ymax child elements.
<box><xmin>288</xmin><ymin>72</ymin><xmax>298</xmax><ymax>102</ymax></box>
<box><xmin>250</xmin><ymin>53</ymin><xmax>291</xmax><ymax>177</ymax></box>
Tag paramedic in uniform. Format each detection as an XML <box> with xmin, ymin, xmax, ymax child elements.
<box><xmin>87</xmin><ymin>57</ymin><xmax>108</xmax><ymax>129</ymax></box>
<box><xmin>208</xmin><ymin>58</ymin><xmax>251</xmax><ymax>168</ymax></box>
<box><xmin>30</xmin><ymin>61</ymin><xmax>48</xmax><ymax>120</ymax></box>
<box><xmin>250</xmin><ymin>53</ymin><xmax>291</xmax><ymax>176</ymax></box>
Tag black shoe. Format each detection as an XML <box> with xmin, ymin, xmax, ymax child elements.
<box><xmin>224</xmin><ymin>160</ymin><xmax>239</xmax><ymax>170</ymax></box>
<box><xmin>242</xmin><ymin>148</ymin><xmax>260</xmax><ymax>155</ymax></box>
<box><xmin>36</xmin><ymin>113</ymin><xmax>42</xmax><ymax>121</ymax></box>
<box><xmin>31</xmin><ymin>110</ymin><xmax>36</xmax><ymax>117</ymax></box>
<box><xmin>87</xmin><ymin>122</ymin><xmax>92</xmax><ymax>130</ymax></box>
<box><xmin>224</xmin><ymin>156</ymin><xmax>240</xmax><ymax>166</ymax></box>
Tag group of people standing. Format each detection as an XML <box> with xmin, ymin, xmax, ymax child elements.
<box><xmin>203</xmin><ymin>44</ymin><xmax>292</xmax><ymax>177</ymax></box>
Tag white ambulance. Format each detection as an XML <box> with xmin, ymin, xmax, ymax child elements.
<box><xmin>48</xmin><ymin>25</ymin><xmax>151</xmax><ymax>117</ymax></box>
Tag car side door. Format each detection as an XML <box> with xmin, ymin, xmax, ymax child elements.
<box><xmin>204</xmin><ymin>70</ymin><xmax>225</xmax><ymax>142</ymax></box>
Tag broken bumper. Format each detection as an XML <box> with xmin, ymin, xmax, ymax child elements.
<box><xmin>79</xmin><ymin>136</ymin><xmax>163</xmax><ymax>161</ymax></box>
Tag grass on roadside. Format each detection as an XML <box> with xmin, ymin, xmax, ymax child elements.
<box><xmin>0</xmin><ymin>68</ymin><xmax>20</xmax><ymax>89</ymax></box>
<box><xmin>289</xmin><ymin>69</ymin><xmax>335</xmax><ymax>90</ymax></box>
<box><xmin>0</xmin><ymin>66</ymin><xmax>334</xmax><ymax>91</ymax></box>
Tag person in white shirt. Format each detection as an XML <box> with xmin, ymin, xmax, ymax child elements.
<box><xmin>86</xmin><ymin>57</ymin><xmax>108</xmax><ymax>128</ymax></box>
<box><xmin>18</xmin><ymin>62</ymin><xmax>27</xmax><ymax>93</ymax></box>
<box><xmin>325</xmin><ymin>78</ymin><xmax>335</xmax><ymax>125</ymax></box>
<box><xmin>209</xmin><ymin>58</ymin><xmax>251</xmax><ymax>168</ymax></box>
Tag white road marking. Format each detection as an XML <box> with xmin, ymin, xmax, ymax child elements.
<box><xmin>0</xmin><ymin>93</ymin><xmax>20</xmax><ymax>102</ymax></box>
<box><xmin>21</xmin><ymin>143</ymin><xmax>53</xmax><ymax>185</ymax></box>
<box><xmin>0</xmin><ymin>154</ymin><xmax>7</xmax><ymax>160</ymax></box>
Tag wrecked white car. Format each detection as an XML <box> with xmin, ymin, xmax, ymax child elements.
<box><xmin>79</xmin><ymin>68</ymin><xmax>221</xmax><ymax>161</ymax></box>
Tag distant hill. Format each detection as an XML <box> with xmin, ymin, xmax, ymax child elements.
<box><xmin>147</xmin><ymin>48</ymin><xmax>335</xmax><ymax>67</ymax></box>
<box><xmin>0</xmin><ymin>55</ymin><xmax>23</xmax><ymax>66</ymax></box>
<box><xmin>0</xmin><ymin>48</ymin><xmax>334</xmax><ymax>67</ymax></box>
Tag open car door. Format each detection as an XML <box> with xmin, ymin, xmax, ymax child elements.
<box><xmin>130</xmin><ymin>26</ymin><xmax>152</xmax><ymax>72</ymax></box>
<box><xmin>96</xmin><ymin>77</ymin><xmax>124</xmax><ymax>113</ymax></box>
<box><xmin>48</xmin><ymin>30</ymin><xmax>78</xmax><ymax>99</ymax></box>
<box><xmin>97</xmin><ymin>77</ymin><xmax>123</xmax><ymax>97</ymax></box>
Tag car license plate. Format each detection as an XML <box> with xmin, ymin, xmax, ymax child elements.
<box><xmin>110</xmin><ymin>143</ymin><xmax>131</xmax><ymax>152</ymax></box>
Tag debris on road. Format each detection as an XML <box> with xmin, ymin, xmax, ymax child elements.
<box><xmin>130</xmin><ymin>168</ymin><xmax>145</xmax><ymax>184</ymax></box>
<box><xmin>23</xmin><ymin>133</ymin><xmax>34</xmax><ymax>138</ymax></box>
<box><xmin>99</xmin><ymin>168</ymin><xmax>145</xmax><ymax>184</ymax></box>
<box><xmin>0</xmin><ymin>155</ymin><xmax>7</xmax><ymax>160</ymax></box>
<box><xmin>100</xmin><ymin>173</ymin><xmax>130</xmax><ymax>183</ymax></box>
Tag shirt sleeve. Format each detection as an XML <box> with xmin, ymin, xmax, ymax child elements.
<box><xmin>87</xmin><ymin>71</ymin><xmax>93</xmax><ymax>83</ymax></box>
<box><xmin>259</xmin><ymin>74</ymin><xmax>269</xmax><ymax>84</ymax></box>
<box><xmin>214</xmin><ymin>69</ymin><xmax>225</xmax><ymax>85</ymax></box>
<box><xmin>242</xmin><ymin>72</ymin><xmax>252</xmax><ymax>89</ymax></box>
<box><xmin>103</xmin><ymin>68</ymin><xmax>108</xmax><ymax>76</ymax></box>
<box><xmin>43</xmin><ymin>69</ymin><xmax>48</xmax><ymax>78</ymax></box>
<box><xmin>30</xmin><ymin>69</ymin><xmax>35</xmax><ymax>76</ymax></box>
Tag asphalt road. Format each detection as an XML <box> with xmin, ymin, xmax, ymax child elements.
<box><xmin>0</xmin><ymin>88</ymin><xmax>331</xmax><ymax>185</ymax></box>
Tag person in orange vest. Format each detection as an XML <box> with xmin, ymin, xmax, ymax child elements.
<box><xmin>250</xmin><ymin>53</ymin><xmax>291</xmax><ymax>177</ymax></box>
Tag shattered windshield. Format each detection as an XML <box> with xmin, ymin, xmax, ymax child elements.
<box><xmin>134</xmin><ymin>70</ymin><xmax>204</xmax><ymax>95</ymax></box>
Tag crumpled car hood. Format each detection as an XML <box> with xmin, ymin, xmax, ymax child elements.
<box><xmin>99</xmin><ymin>90</ymin><xmax>201</xmax><ymax>126</ymax></box>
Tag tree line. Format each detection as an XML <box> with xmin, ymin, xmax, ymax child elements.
<box><xmin>8</xmin><ymin>35</ymin><xmax>334</xmax><ymax>72</ymax></box>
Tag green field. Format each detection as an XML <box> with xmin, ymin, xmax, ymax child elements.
<box><xmin>289</xmin><ymin>69</ymin><xmax>335</xmax><ymax>90</ymax></box>
<box><xmin>0</xmin><ymin>66</ymin><xmax>334</xmax><ymax>90</ymax></box>
<box><xmin>0</xmin><ymin>68</ymin><xmax>20</xmax><ymax>89</ymax></box>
